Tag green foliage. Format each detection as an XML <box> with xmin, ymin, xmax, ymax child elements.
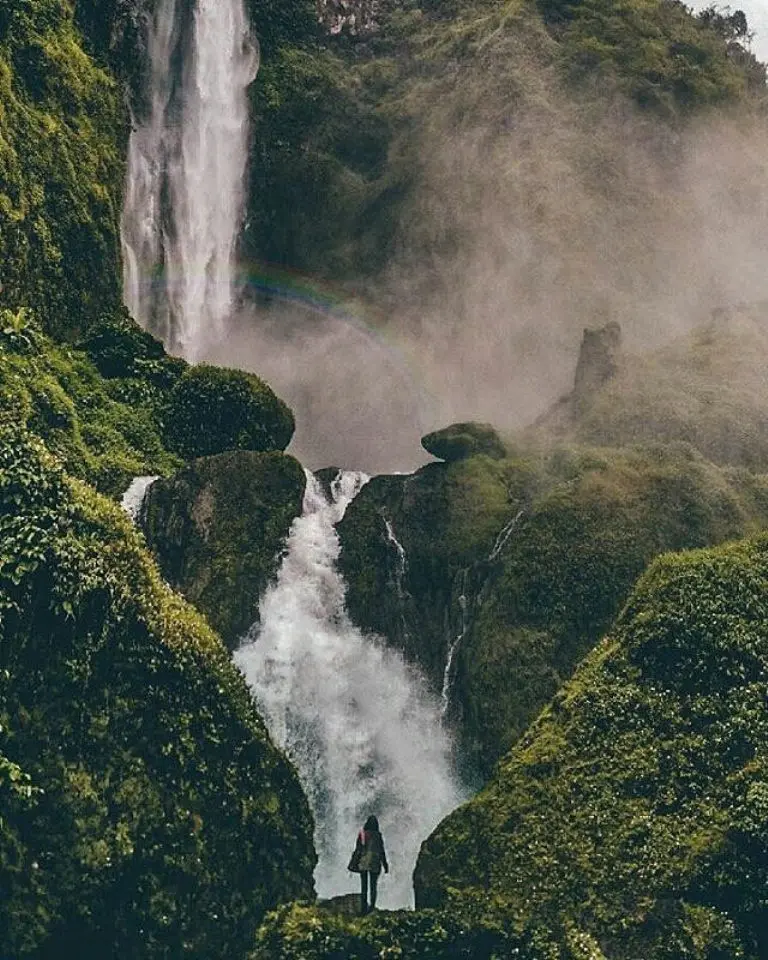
<box><xmin>0</xmin><ymin>0</ymin><xmax>125</xmax><ymax>337</ymax></box>
<box><xmin>0</xmin><ymin>423</ymin><xmax>315</xmax><ymax>958</ymax></box>
<box><xmin>165</xmin><ymin>364</ymin><xmax>296</xmax><ymax>459</ymax></box>
<box><xmin>78</xmin><ymin>309</ymin><xmax>186</xmax><ymax>387</ymax></box>
<box><xmin>415</xmin><ymin>533</ymin><xmax>768</xmax><ymax>957</ymax></box>
<box><xmin>251</xmin><ymin>901</ymin><xmax>552</xmax><ymax>960</ymax></box>
<box><xmin>143</xmin><ymin>450</ymin><xmax>306</xmax><ymax>647</ymax></box>
<box><xmin>0</xmin><ymin>308</ymin><xmax>180</xmax><ymax>495</ymax></box>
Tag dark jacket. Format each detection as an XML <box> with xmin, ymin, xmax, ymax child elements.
<box><xmin>355</xmin><ymin>828</ymin><xmax>388</xmax><ymax>875</ymax></box>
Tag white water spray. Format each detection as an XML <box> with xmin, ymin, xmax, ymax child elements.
<box><xmin>235</xmin><ymin>471</ymin><xmax>467</xmax><ymax>908</ymax></box>
<box><xmin>120</xmin><ymin>475</ymin><xmax>159</xmax><ymax>523</ymax></box>
<box><xmin>121</xmin><ymin>0</ymin><xmax>258</xmax><ymax>360</ymax></box>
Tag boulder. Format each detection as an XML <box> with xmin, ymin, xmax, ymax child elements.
<box><xmin>421</xmin><ymin>422</ymin><xmax>506</xmax><ymax>462</ymax></box>
<box><xmin>142</xmin><ymin>450</ymin><xmax>306</xmax><ymax>647</ymax></box>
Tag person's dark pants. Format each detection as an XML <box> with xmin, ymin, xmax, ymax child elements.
<box><xmin>360</xmin><ymin>871</ymin><xmax>378</xmax><ymax>914</ymax></box>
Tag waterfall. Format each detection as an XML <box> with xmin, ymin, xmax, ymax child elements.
<box><xmin>121</xmin><ymin>0</ymin><xmax>258</xmax><ymax>360</ymax></box>
<box><xmin>120</xmin><ymin>475</ymin><xmax>159</xmax><ymax>523</ymax></box>
<box><xmin>235</xmin><ymin>471</ymin><xmax>467</xmax><ymax>908</ymax></box>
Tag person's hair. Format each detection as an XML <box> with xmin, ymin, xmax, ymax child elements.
<box><xmin>364</xmin><ymin>815</ymin><xmax>379</xmax><ymax>832</ymax></box>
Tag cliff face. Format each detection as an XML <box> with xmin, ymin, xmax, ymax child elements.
<box><xmin>413</xmin><ymin>533</ymin><xmax>768</xmax><ymax>958</ymax></box>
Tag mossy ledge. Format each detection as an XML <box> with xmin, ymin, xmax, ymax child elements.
<box><xmin>0</xmin><ymin>423</ymin><xmax>315</xmax><ymax>958</ymax></box>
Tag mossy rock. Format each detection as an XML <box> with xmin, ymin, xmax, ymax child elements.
<box><xmin>165</xmin><ymin>364</ymin><xmax>295</xmax><ymax>460</ymax></box>
<box><xmin>415</xmin><ymin>534</ymin><xmax>768</xmax><ymax>957</ymax></box>
<box><xmin>142</xmin><ymin>450</ymin><xmax>306</xmax><ymax>648</ymax></box>
<box><xmin>0</xmin><ymin>423</ymin><xmax>315</xmax><ymax>958</ymax></box>
<box><xmin>422</xmin><ymin>422</ymin><xmax>506</xmax><ymax>462</ymax></box>
<box><xmin>250</xmin><ymin>902</ymin><xmax>556</xmax><ymax>960</ymax></box>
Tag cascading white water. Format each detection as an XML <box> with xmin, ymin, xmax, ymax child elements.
<box><xmin>235</xmin><ymin>471</ymin><xmax>467</xmax><ymax>908</ymax></box>
<box><xmin>120</xmin><ymin>475</ymin><xmax>159</xmax><ymax>523</ymax></box>
<box><xmin>121</xmin><ymin>0</ymin><xmax>258</xmax><ymax>360</ymax></box>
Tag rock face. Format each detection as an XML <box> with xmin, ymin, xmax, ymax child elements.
<box><xmin>142</xmin><ymin>450</ymin><xmax>306</xmax><ymax>648</ymax></box>
<box><xmin>421</xmin><ymin>422</ymin><xmax>506</xmax><ymax>462</ymax></box>
<box><xmin>572</xmin><ymin>320</ymin><xmax>622</xmax><ymax>404</ymax></box>
<box><xmin>414</xmin><ymin>535</ymin><xmax>768</xmax><ymax>958</ymax></box>
<box><xmin>0</xmin><ymin>424</ymin><xmax>315</xmax><ymax>959</ymax></box>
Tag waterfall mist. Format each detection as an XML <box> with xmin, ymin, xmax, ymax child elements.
<box><xmin>121</xmin><ymin>0</ymin><xmax>258</xmax><ymax>361</ymax></box>
<box><xmin>234</xmin><ymin>471</ymin><xmax>467</xmax><ymax>907</ymax></box>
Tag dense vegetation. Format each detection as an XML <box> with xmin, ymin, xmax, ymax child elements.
<box><xmin>0</xmin><ymin>424</ymin><xmax>315</xmax><ymax>957</ymax></box>
<box><xmin>0</xmin><ymin>0</ymin><xmax>126</xmax><ymax>338</ymax></box>
<box><xmin>414</xmin><ymin>532</ymin><xmax>768</xmax><ymax>958</ymax></box>
<box><xmin>241</xmin><ymin>0</ymin><xmax>765</xmax><ymax>282</ymax></box>
<box><xmin>0</xmin><ymin>307</ymin><xmax>180</xmax><ymax>496</ymax></box>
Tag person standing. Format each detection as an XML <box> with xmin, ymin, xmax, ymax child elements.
<box><xmin>349</xmin><ymin>815</ymin><xmax>389</xmax><ymax>914</ymax></box>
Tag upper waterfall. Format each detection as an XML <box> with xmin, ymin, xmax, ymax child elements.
<box><xmin>121</xmin><ymin>0</ymin><xmax>258</xmax><ymax>361</ymax></box>
<box><xmin>235</xmin><ymin>471</ymin><xmax>467</xmax><ymax>908</ymax></box>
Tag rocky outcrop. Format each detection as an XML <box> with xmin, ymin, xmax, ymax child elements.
<box><xmin>572</xmin><ymin>320</ymin><xmax>622</xmax><ymax>405</ymax></box>
<box><xmin>142</xmin><ymin>450</ymin><xmax>305</xmax><ymax>648</ymax></box>
<box><xmin>529</xmin><ymin>307</ymin><xmax>768</xmax><ymax>470</ymax></box>
<box><xmin>0</xmin><ymin>424</ymin><xmax>315</xmax><ymax>959</ymax></box>
<box><xmin>414</xmin><ymin>535</ymin><xmax>768</xmax><ymax>958</ymax></box>
<box><xmin>421</xmin><ymin>422</ymin><xmax>507</xmax><ymax>462</ymax></box>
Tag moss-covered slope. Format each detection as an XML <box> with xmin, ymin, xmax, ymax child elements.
<box><xmin>415</xmin><ymin>533</ymin><xmax>768</xmax><ymax>958</ymax></box>
<box><xmin>531</xmin><ymin>306</ymin><xmax>768</xmax><ymax>470</ymax></box>
<box><xmin>0</xmin><ymin>0</ymin><xmax>126</xmax><ymax>337</ymax></box>
<box><xmin>0</xmin><ymin>423</ymin><xmax>315</xmax><ymax>958</ymax></box>
<box><xmin>142</xmin><ymin>451</ymin><xmax>306</xmax><ymax>648</ymax></box>
<box><xmin>339</xmin><ymin>439</ymin><xmax>768</xmax><ymax>776</ymax></box>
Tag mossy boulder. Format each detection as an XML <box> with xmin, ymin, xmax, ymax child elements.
<box><xmin>422</xmin><ymin>422</ymin><xmax>506</xmax><ymax>462</ymax></box>
<box><xmin>250</xmin><ymin>902</ymin><xmax>558</xmax><ymax>960</ymax></box>
<box><xmin>415</xmin><ymin>533</ymin><xmax>768</xmax><ymax>958</ymax></box>
<box><xmin>0</xmin><ymin>423</ymin><xmax>315</xmax><ymax>958</ymax></box>
<box><xmin>338</xmin><ymin>455</ymin><xmax>536</xmax><ymax>686</ymax></box>
<box><xmin>165</xmin><ymin>365</ymin><xmax>295</xmax><ymax>460</ymax></box>
<box><xmin>142</xmin><ymin>451</ymin><xmax>306</xmax><ymax>648</ymax></box>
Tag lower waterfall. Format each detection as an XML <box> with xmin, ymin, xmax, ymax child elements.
<box><xmin>234</xmin><ymin>471</ymin><xmax>467</xmax><ymax>908</ymax></box>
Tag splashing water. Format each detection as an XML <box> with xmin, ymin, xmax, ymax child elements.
<box><xmin>121</xmin><ymin>0</ymin><xmax>258</xmax><ymax>360</ymax></box>
<box><xmin>120</xmin><ymin>475</ymin><xmax>159</xmax><ymax>523</ymax></box>
<box><xmin>235</xmin><ymin>471</ymin><xmax>467</xmax><ymax>907</ymax></box>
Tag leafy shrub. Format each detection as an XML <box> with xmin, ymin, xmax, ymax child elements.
<box><xmin>165</xmin><ymin>364</ymin><xmax>295</xmax><ymax>459</ymax></box>
<box><xmin>78</xmin><ymin>310</ymin><xmax>186</xmax><ymax>387</ymax></box>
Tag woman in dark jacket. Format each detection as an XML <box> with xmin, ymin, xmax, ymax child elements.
<box><xmin>352</xmin><ymin>815</ymin><xmax>388</xmax><ymax>914</ymax></box>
